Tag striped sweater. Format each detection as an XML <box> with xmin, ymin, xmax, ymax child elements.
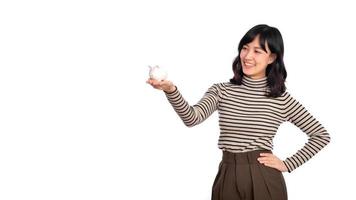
<box><xmin>164</xmin><ymin>76</ymin><xmax>330</xmax><ymax>172</ymax></box>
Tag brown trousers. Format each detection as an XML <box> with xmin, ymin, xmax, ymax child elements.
<box><xmin>212</xmin><ymin>150</ymin><xmax>288</xmax><ymax>200</ymax></box>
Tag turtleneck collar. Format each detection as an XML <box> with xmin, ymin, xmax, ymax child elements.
<box><xmin>241</xmin><ymin>75</ymin><xmax>268</xmax><ymax>89</ymax></box>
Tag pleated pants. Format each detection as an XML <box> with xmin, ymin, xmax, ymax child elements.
<box><xmin>212</xmin><ymin>150</ymin><xmax>288</xmax><ymax>200</ymax></box>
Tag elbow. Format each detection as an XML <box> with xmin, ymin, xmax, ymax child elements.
<box><xmin>321</xmin><ymin>132</ymin><xmax>331</xmax><ymax>147</ymax></box>
<box><xmin>184</xmin><ymin>121</ymin><xmax>196</xmax><ymax>128</ymax></box>
<box><xmin>183</xmin><ymin>118</ymin><xmax>199</xmax><ymax>128</ymax></box>
<box><xmin>326</xmin><ymin>134</ymin><xmax>331</xmax><ymax>145</ymax></box>
<box><xmin>325</xmin><ymin>131</ymin><xmax>331</xmax><ymax>143</ymax></box>
<box><xmin>180</xmin><ymin>112</ymin><xmax>202</xmax><ymax>127</ymax></box>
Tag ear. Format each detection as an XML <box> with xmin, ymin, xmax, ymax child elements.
<box><xmin>268</xmin><ymin>53</ymin><xmax>277</xmax><ymax>64</ymax></box>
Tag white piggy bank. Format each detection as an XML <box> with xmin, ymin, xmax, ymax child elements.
<box><xmin>148</xmin><ymin>65</ymin><xmax>167</xmax><ymax>81</ymax></box>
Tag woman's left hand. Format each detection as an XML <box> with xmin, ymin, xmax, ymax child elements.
<box><xmin>257</xmin><ymin>153</ymin><xmax>288</xmax><ymax>172</ymax></box>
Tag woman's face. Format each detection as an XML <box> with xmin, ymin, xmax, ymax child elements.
<box><xmin>240</xmin><ymin>36</ymin><xmax>276</xmax><ymax>79</ymax></box>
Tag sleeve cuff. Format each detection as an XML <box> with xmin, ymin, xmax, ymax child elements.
<box><xmin>283</xmin><ymin>160</ymin><xmax>293</xmax><ymax>173</ymax></box>
<box><xmin>164</xmin><ymin>86</ymin><xmax>178</xmax><ymax>95</ymax></box>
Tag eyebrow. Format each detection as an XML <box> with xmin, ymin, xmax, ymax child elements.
<box><xmin>243</xmin><ymin>45</ymin><xmax>264</xmax><ymax>50</ymax></box>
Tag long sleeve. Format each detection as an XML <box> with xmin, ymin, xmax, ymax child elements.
<box><xmin>164</xmin><ymin>84</ymin><xmax>221</xmax><ymax>127</ymax></box>
<box><xmin>282</xmin><ymin>93</ymin><xmax>331</xmax><ymax>172</ymax></box>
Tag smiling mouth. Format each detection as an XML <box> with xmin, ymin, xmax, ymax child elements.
<box><xmin>243</xmin><ymin>62</ymin><xmax>255</xmax><ymax>67</ymax></box>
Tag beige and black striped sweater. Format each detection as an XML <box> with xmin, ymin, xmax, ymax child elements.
<box><xmin>164</xmin><ymin>76</ymin><xmax>330</xmax><ymax>172</ymax></box>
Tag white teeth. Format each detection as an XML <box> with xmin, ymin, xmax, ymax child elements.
<box><xmin>244</xmin><ymin>62</ymin><xmax>254</xmax><ymax>67</ymax></box>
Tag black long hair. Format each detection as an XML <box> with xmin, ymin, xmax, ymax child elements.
<box><xmin>230</xmin><ymin>24</ymin><xmax>287</xmax><ymax>97</ymax></box>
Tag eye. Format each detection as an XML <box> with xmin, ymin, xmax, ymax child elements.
<box><xmin>255</xmin><ymin>50</ymin><xmax>265</xmax><ymax>54</ymax></box>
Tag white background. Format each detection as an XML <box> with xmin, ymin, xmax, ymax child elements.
<box><xmin>0</xmin><ymin>0</ymin><xmax>355</xmax><ymax>199</ymax></box>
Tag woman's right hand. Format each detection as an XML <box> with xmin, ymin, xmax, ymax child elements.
<box><xmin>146</xmin><ymin>78</ymin><xmax>176</xmax><ymax>93</ymax></box>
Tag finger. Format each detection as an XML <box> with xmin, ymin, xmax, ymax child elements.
<box><xmin>258</xmin><ymin>159</ymin><xmax>275</xmax><ymax>166</ymax></box>
<box><xmin>148</xmin><ymin>78</ymin><xmax>157</xmax><ymax>83</ymax></box>
<box><xmin>159</xmin><ymin>80</ymin><xmax>170</xmax><ymax>87</ymax></box>
<box><xmin>260</xmin><ymin>153</ymin><xmax>273</xmax><ymax>157</ymax></box>
<box><xmin>258</xmin><ymin>155</ymin><xmax>275</xmax><ymax>162</ymax></box>
<box><xmin>262</xmin><ymin>163</ymin><xmax>280</xmax><ymax>171</ymax></box>
<box><xmin>258</xmin><ymin>155</ymin><xmax>277</xmax><ymax>163</ymax></box>
<box><xmin>258</xmin><ymin>160</ymin><xmax>267</xmax><ymax>165</ymax></box>
<box><xmin>262</xmin><ymin>158</ymin><xmax>280</xmax><ymax>166</ymax></box>
<box><xmin>147</xmin><ymin>79</ymin><xmax>158</xmax><ymax>85</ymax></box>
<box><xmin>152</xmin><ymin>81</ymin><xmax>161</xmax><ymax>87</ymax></box>
<box><xmin>257</xmin><ymin>157</ymin><xmax>271</xmax><ymax>162</ymax></box>
<box><xmin>161</xmin><ymin>79</ymin><xmax>171</xmax><ymax>84</ymax></box>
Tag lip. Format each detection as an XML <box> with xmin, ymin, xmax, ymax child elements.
<box><xmin>243</xmin><ymin>61</ymin><xmax>255</xmax><ymax>67</ymax></box>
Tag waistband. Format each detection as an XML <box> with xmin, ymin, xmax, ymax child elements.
<box><xmin>222</xmin><ymin>150</ymin><xmax>272</xmax><ymax>164</ymax></box>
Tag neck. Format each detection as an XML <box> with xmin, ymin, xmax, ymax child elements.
<box><xmin>246</xmin><ymin>75</ymin><xmax>266</xmax><ymax>80</ymax></box>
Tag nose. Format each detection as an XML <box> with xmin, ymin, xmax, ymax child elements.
<box><xmin>245</xmin><ymin>49</ymin><xmax>254</xmax><ymax>60</ymax></box>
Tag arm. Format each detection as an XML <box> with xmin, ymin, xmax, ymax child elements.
<box><xmin>282</xmin><ymin>93</ymin><xmax>331</xmax><ymax>172</ymax></box>
<box><xmin>164</xmin><ymin>84</ymin><xmax>221</xmax><ymax>127</ymax></box>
